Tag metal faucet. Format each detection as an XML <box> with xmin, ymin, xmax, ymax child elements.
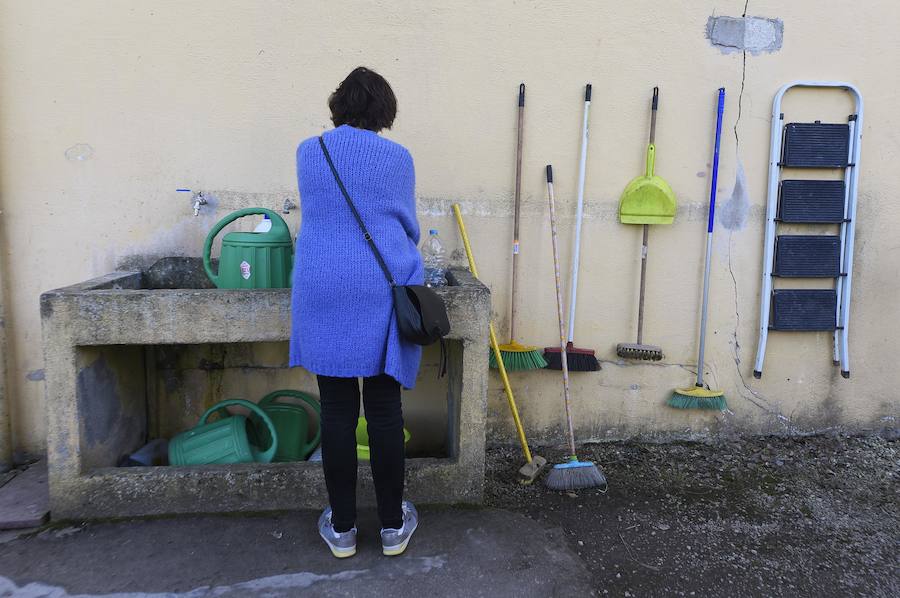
<box><xmin>192</xmin><ymin>192</ymin><xmax>208</xmax><ymax>217</ymax></box>
<box><xmin>177</xmin><ymin>188</ymin><xmax>207</xmax><ymax>216</ymax></box>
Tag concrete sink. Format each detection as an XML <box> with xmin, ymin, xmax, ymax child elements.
<box><xmin>41</xmin><ymin>258</ymin><xmax>490</xmax><ymax>520</ymax></box>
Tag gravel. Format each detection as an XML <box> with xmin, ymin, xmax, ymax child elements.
<box><xmin>485</xmin><ymin>433</ymin><xmax>900</xmax><ymax>597</ymax></box>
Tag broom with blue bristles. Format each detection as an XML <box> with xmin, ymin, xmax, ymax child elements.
<box><xmin>669</xmin><ymin>88</ymin><xmax>727</xmax><ymax>411</ymax></box>
<box><xmin>543</xmin><ymin>165</ymin><xmax>606</xmax><ymax>491</ymax></box>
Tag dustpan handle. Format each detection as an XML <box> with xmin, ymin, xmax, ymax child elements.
<box><xmin>646</xmin><ymin>87</ymin><xmax>659</xmax><ymax>177</ymax></box>
<box><xmin>645</xmin><ymin>145</ymin><xmax>656</xmax><ymax>178</ymax></box>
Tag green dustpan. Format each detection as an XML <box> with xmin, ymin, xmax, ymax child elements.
<box><xmin>619</xmin><ymin>144</ymin><xmax>677</xmax><ymax>224</ymax></box>
<box><xmin>619</xmin><ymin>88</ymin><xmax>676</xmax><ymax>224</ymax></box>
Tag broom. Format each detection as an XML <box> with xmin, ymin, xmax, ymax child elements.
<box><xmin>453</xmin><ymin>204</ymin><xmax>548</xmax><ymax>482</ymax></box>
<box><xmin>616</xmin><ymin>87</ymin><xmax>673</xmax><ymax>362</ymax></box>
<box><xmin>544</xmin><ymin>84</ymin><xmax>600</xmax><ymax>372</ymax></box>
<box><xmin>491</xmin><ymin>83</ymin><xmax>548</xmax><ymax>371</ymax></box>
<box><xmin>544</xmin><ymin>165</ymin><xmax>607</xmax><ymax>491</ymax></box>
<box><xmin>670</xmin><ymin>88</ymin><xmax>727</xmax><ymax>410</ymax></box>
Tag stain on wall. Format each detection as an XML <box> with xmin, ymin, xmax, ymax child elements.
<box><xmin>25</xmin><ymin>369</ymin><xmax>45</xmax><ymax>382</ymax></box>
<box><xmin>76</xmin><ymin>356</ymin><xmax>121</xmax><ymax>448</ymax></box>
<box><xmin>64</xmin><ymin>143</ymin><xmax>93</xmax><ymax>161</ymax></box>
<box><xmin>719</xmin><ymin>160</ymin><xmax>750</xmax><ymax>231</ymax></box>
<box><xmin>76</xmin><ymin>347</ymin><xmax>146</xmax><ymax>470</ymax></box>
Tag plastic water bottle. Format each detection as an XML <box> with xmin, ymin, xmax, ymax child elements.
<box><xmin>253</xmin><ymin>214</ymin><xmax>272</xmax><ymax>233</ymax></box>
<box><xmin>421</xmin><ymin>229</ymin><xmax>447</xmax><ymax>287</ymax></box>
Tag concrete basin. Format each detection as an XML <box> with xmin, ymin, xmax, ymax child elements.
<box><xmin>40</xmin><ymin>259</ymin><xmax>490</xmax><ymax>520</ymax></box>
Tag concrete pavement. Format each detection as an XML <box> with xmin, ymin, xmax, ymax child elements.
<box><xmin>0</xmin><ymin>507</ymin><xmax>594</xmax><ymax>597</ymax></box>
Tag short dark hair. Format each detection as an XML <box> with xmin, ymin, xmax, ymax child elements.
<box><xmin>328</xmin><ymin>67</ymin><xmax>397</xmax><ymax>132</ymax></box>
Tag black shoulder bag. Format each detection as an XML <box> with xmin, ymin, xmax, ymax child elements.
<box><xmin>318</xmin><ymin>136</ymin><xmax>451</xmax><ymax>352</ymax></box>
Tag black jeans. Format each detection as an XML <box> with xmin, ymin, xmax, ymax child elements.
<box><xmin>317</xmin><ymin>374</ymin><xmax>405</xmax><ymax>532</ymax></box>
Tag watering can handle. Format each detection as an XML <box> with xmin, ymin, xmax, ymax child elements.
<box><xmin>258</xmin><ymin>390</ymin><xmax>322</xmax><ymax>450</ymax></box>
<box><xmin>198</xmin><ymin>399</ymin><xmax>278</xmax><ymax>463</ymax></box>
<box><xmin>202</xmin><ymin>208</ymin><xmax>291</xmax><ymax>286</ymax></box>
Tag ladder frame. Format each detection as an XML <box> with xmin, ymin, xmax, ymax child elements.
<box><xmin>753</xmin><ymin>81</ymin><xmax>863</xmax><ymax>379</ymax></box>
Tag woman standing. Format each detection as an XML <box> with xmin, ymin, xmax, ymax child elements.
<box><xmin>290</xmin><ymin>67</ymin><xmax>422</xmax><ymax>558</ymax></box>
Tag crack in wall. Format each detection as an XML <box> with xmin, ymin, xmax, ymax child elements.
<box><xmin>724</xmin><ymin>0</ymin><xmax>794</xmax><ymax>431</ymax></box>
<box><xmin>597</xmin><ymin>359</ymin><xmax>699</xmax><ymax>378</ymax></box>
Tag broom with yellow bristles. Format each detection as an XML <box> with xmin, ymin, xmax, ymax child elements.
<box><xmin>669</xmin><ymin>88</ymin><xmax>727</xmax><ymax>410</ymax></box>
<box><xmin>490</xmin><ymin>83</ymin><xmax>548</xmax><ymax>372</ymax></box>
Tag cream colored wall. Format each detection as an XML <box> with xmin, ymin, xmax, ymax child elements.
<box><xmin>0</xmin><ymin>1</ymin><xmax>897</xmax><ymax>455</ymax></box>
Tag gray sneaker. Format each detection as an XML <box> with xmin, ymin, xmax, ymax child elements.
<box><xmin>318</xmin><ymin>507</ymin><xmax>357</xmax><ymax>558</ymax></box>
<box><xmin>380</xmin><ymin>501</ymin><xmax>418</xmax><ymax>556</ymax></box>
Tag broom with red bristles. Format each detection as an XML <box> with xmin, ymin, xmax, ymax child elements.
<box><xmin>544</xmin><ymin>84</ymin><xmax>600</xmax><ymax>372</ymax></box>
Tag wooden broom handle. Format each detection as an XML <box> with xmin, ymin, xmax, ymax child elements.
<box><xmin>546</xmin><ymin>166</ymin><xmax>578</xmax><ymax>458</ymax></box>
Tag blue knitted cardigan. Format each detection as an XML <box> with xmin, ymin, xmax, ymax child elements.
<box><xmin>289</xmin><ymin>125</ymin><xmax>423</xmax><ymax>389</ymax></box>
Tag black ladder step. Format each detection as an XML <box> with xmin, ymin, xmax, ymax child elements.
<box><xmin>778</xmin><ymin>180</ymin><xmax>846</xmax><ymax>223</ymax></box>
<box><xmin>782</xmin><ymin>123</ymin><xmax>850</xmax><ymax>168</ymax></box>
<box><xmin>773</xmin><ymin>235</ymin><xmax>841</xmax><ymax>277</ymax></box>
<box><xmin>771</xmin><ymin>289</ymin><xmax>837</xmax><ymax>331</ymax></box>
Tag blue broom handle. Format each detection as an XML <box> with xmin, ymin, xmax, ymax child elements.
<box><xmin>697</xmin><ymin>88</ymin><xmax>726</xmax><ymax>388</ymax></box>
<box><xmin>708</xmin><ymin>88</ymin><xmax>726</xmax><ymax>233</ymax></box>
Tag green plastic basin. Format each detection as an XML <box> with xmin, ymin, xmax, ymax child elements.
<box><xmin>355</xmin><ymin>417</ymin><xmax>411</xmax><ymax>461</ymax></box>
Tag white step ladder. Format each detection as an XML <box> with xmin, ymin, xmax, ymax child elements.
<box><xmin>754</xmin><ymin>81</ymin><xmax>863</xmax><ymax>379</ymax></box>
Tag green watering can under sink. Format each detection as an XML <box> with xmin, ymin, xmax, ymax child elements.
<box><xmin>203</xmin><ymin>208</ymin><xmax>294</xmax><ymax>289</ymax></box>
<box><xmin>250</xmin><ymin>390</ymin><xmax>321</xmax><ymax>462</ymax></box>
<box><xmin>169</xmin><ymin>399</ymin><xmax>278</xmax><ymax>466</ymax></box>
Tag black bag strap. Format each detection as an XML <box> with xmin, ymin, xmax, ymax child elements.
<box><xmin>318</xmin><ymin>136</ymin><xmax>396</xmax><ymax>287</ymax></box>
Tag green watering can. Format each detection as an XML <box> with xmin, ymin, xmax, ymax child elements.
<box><xmin>169</xmin><ymin>399</ymin><xmax>278</xmax><ymax>466</ymax></box>
<box><xmin>250</xmin><ymin>390</ymin><xmax>321</xmax><ymax>462</ymax></box>
<box><xmin>203</xmin><ymin>208</ymin><xmax>294</xmax><ymax>289</ymax></box>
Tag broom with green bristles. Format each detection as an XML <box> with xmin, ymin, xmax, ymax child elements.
<box><xmin>669</xmin><ymin>88</ymin><xmax>727</xmax><ymax>411</ymax></box>
<box><xmin>490</xmin><ymin>83</ymin><xmax>548</xmax><ymax>371</ymax></box>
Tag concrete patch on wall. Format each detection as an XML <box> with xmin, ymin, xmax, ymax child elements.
<box><xmin>707</xmin><ymin>16</ymin><xmax>783</xmax><ymax>55</ymax></box>
<box><xmin>718</xmin><ymin>160</ymin><xmax>750</xmax><ymax>230</ymax></box>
